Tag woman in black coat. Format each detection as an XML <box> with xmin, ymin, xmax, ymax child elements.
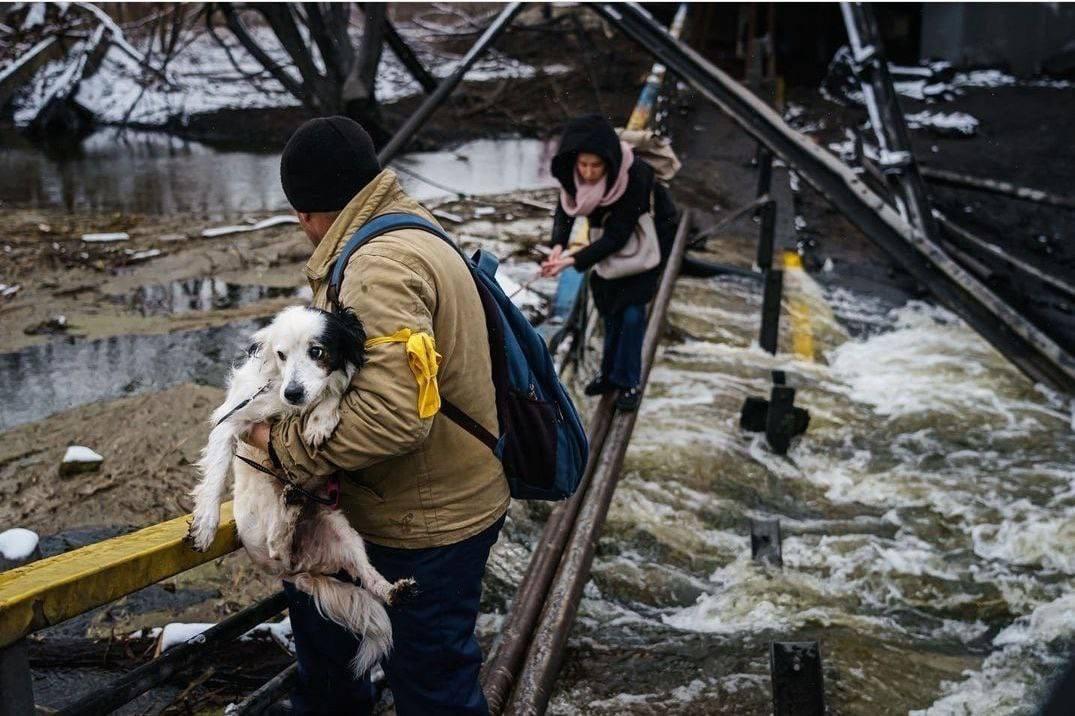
<box><xmin>541</xmin><ymin>114</ymin><xmax>678</xmax><ymax>411</ymax></box>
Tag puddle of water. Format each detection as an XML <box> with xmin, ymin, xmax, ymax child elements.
<box><xmin>0</xmin><ymin>320</ymin><xmax>263</xmax><ymax>431</ymax></box>
<box><xmin>109</xmin><ymin>277</ymin><xmax>310</xmax><ymax>317</ymax></box>
<box><xmin>0</xmin><ymin>129</ymin><xmax>557</xmax><ymax>215</ymax></box>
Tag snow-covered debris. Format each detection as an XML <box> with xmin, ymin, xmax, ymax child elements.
<box><xmin>0</xmin><ymin>37</ymin><xmax>58</xmax><ymax>90</ymax></box>
<box><xmin>904</xmin><ymin>110</ymin><xmax>980</xmax><ymax>137</ymax></box>
<box><xmin>473</xmin><ymin>206</ymin><xmax>497</xmax><ymax>217</ymax></box>
<box><xmin>0</xmin><ymin>284</ymin><xmax>21</xmax><ymax>298</ymax></box>
<box><xmin>153</xmin><ymin>618</ymin><xmax>294</xmax><ymax>654</ymax></box>
<box><xmin>21</xmin><ymin>3</ymin><xmax>47</xmax><ymax>31</ymax></box>
<box><xmin>155</xmin><ymin>622</ymin><xmax>212</xmax><ymax>654</ymax></box>
<box><xmin>7</xmin><ymin>9</ymin><xmax>568</xmax><ymax>130</ymax></box>
<box><xmin>82</xmin><ymin>231</ymin><xmax>129</xmax><ymax>242</ymax></box>
<box><xmin>61</xmin><ymin>445</ymin><xmax>103</xmax><ymax>476</ymax></box>
<box><xmin>0</xmin><ymin>528</ymin><xmax>40</xmax><ymax>562</ymax></box>
<box><xmin>200</xmin><ymin>215</ymin><xmax>298</xmax><ymax>239</ymax></box>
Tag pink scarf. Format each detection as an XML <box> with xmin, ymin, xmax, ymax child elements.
<box><xmin>560</xmin><ymin>141</ymin><xmax>635</xmax><ymax>217</ymax></box>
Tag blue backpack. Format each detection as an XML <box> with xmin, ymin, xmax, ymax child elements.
<box><xmin>327</xmin><ymin>212</ymin><xmax>589</xmax><ymax>501</ymax></box>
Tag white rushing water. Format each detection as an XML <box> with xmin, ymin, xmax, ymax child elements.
<box><xmin>516</xmin><ymin>262</ymin><xmax>1075</xmax><ymax>714</ymax></box>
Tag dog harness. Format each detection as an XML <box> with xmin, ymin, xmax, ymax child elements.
<box><xmin>236</xmin><ymin>449</ymin><xmax>340</xmax><ymax>509</ymax></box>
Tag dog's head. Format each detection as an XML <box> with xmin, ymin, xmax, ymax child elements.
<box><xmin>251</xmin><ymin>305</ymin><xmax>366</xmax><ymax>409</ymax></box>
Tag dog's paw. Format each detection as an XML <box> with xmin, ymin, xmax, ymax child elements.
<box><xmin>385</xmin><ymin>578</ymin><xmax>419</xmax><ymax>606</ymax></box>
<box><xmin>302</xmin><ymin>408</ymin><xmax>339</xmax><ymax>448</ymax></box>
<box><xmin>185</xmin><ymin>510</ymin><xmax>219</xmax><ymax>552</ymax></box>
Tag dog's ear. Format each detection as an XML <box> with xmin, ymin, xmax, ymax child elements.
<box><xmin>331</xmin><ymin>307</ymin><xmax>367</xmax><ymax>371</ymax></box>
<box><xmin>248</xmin><ymin>326</ymin><xmax>272</xmax><ymax>358</ymax></box>
<box><xmin>236</xmin><ymin>326</ymin><xmax>270</xmax><ymax>367</ymax></box>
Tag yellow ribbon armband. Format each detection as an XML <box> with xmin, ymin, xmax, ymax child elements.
<box><xmin>365</xmin><ymin>329</ymin><xmax>442</xmax><ymax>419</ymax></box>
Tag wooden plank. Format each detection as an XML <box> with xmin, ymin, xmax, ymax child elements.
<box><xmin>0</xmin><ymin>504</ymin><xmax>238</xmax><ymax>648</ymax></box>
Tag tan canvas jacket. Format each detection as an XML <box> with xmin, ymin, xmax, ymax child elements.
<box><xmin>270</xmin><ymin>169</ymin><xmax>510</xmax><ymax>548</ymax></box>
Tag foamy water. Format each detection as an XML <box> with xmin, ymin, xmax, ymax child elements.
<box><xmin>490</xmin><ymin>259</ymin><xmax>1075</xmax><ymax>713</ymax></box>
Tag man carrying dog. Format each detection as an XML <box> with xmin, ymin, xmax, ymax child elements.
<box><xmin>243</xmin><ymin>116</ymin><xmax>509</xmax><ymax>715</ymax></box>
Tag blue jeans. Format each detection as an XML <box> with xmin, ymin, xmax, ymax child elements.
<box><xmin>601</xmin><ymin>304</ymin><xmax>646</xmax><ymax>389</ymax></box>
<box><xmin>283</xmin><ymin>515</ymin><xmax>505</xmax><ymax>715</ymax></box>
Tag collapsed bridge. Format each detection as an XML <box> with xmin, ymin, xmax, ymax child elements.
<box><xmin>1</xmin><ymin>3</ymin><xmax>1073</xmax><ymax>715</ymax></box>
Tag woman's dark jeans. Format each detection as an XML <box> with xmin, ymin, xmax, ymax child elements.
<box><xmin>601</xmin><ymin>303</ymin><xmax>646</xmax><ymax>389</ymax></box>
<box><xmin>283</xmin><ymin>515</ymin><xmax>505</xmax><ymax>715</ymax></box>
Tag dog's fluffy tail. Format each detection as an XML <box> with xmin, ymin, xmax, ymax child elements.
<box><xmin>294</xmin><ymin>573</ymin><xmax>393</xmax><ymax>676</ymax></box>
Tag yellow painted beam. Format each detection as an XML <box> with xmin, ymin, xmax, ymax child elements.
<box><xmin>783</xmin><ymin>251</ymin><xmax>816</xmax><ymax>362</ymax></box>
<box><xmin>0</xmin><ymin>504</ymin><xmax>239</xmax><ymax>648</ymax></box>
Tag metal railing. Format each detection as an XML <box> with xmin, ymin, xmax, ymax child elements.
<box><xmin>0</xmin><ymin>505</ymin><xmax>242</xmax><ymax>715</ymax></box>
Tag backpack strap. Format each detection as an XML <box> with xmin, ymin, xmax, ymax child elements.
<box><xmin>328</xmin><ymin>213</ymin><xmax>451</xmax><ymax>309</ymax></box>
<box><xmin>326</xmin><ymin>212</ymin><xmax>500</xmax><ymax>453</ymax></box>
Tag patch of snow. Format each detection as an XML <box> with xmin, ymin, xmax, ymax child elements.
<box><xmin>82</xmin><ymin>232</ymin><xmax>129</xmax><ymax>242</ymax></box>
<box><xmin>0</xmin><ymin>528</ymin><xmax>40</xmax><ymax>561</ymax></box>
<box><xmin>21</xmin><ymin>3</ymin><xmax>47</xmax><ymax>30</ymax></box>
<box><xmin>1</xmin><ymin>284</ymin><xmax>21</xmax><ymax>298</ymax></box>
<box><xmin>63</xmin><ymin>445</ymin><xmax>103</xmax><ymax>464</ymax></box>
<box><xmin>905</xmin><ymin>110</ymin><xmax>979</xmax><ymax>137</ymax></box>
<box><xmin>155</xmin><ymin>618</ymin><xmax>294</xmax><ymax>653</ymax></box>
<box><xmin>124</xmin><ymin>248</ymin><xmax>162</xmax><ymax>262</ymax></box>
<box><xmin>157</xmin><ymin>622</ymin><xmax>213</xmax><ymax>652</ymax></box>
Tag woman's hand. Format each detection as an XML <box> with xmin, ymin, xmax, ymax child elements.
<box><xmin>541</xmin><ymin>253</ymin><xmax>575</xmax><ymax>278</ymax></box>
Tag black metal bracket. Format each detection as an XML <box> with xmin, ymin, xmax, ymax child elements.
<box><xmin>750</xmin><ymin>518</ymin><xmax>782</xmax><ymax>566</ymax></box>
<box><xmin>770</xmin><ymin>641</ymin><xmax>825</xmax><ymax>716</ymax></box>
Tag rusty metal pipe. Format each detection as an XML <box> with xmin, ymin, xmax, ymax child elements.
<box><xmin>481</xmin><ymin>392</ymin><xmax>616</xmax><ymax>714</ymax></box>
<box><xmin>505</xmin><ymin>211</ymin><xmax>692</xmax><ymax>714</ymax></box>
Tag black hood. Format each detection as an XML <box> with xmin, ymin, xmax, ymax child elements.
<box><xmin>550</xmin><ymin>114</ymin><xmax>622</xmax><ymax>195</ymax></box>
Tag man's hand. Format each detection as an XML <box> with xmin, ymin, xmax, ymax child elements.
<box><xmin>243</xmin><ymin>421</ymin><xmax>271</xmax><ymax>452</ymax></box>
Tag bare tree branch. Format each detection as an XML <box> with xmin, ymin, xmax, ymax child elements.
<box><xmin>212</xmin><ymin>3</ymin><xmax>308</xmax><ymax>104</ymax></box>
<box><xmin>257</xmin><ymin>3</ymin><xmax>335</xmax><ymax>111</ymax></box>
<box><xmin>342</xmin><ymin>2</ymin><xmax>384</xmax><ymax>105</ymax></box>
<box><xmin>377</xmin><ymin>9</ymin><xmax>437</xmax><ymax>94</ymax></box>
<box><xmin>302</xmin><ymin>3</ymin><xmax>344</xmax><ymax>85</ymax></box>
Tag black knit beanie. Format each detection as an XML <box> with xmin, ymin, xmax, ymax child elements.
<box><xmin>280</xmin><ymin>116</ymin><xmax>381</xmax><ymax>213</ymax></box>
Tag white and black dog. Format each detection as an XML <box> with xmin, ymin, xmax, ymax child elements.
<box><xmin>186</xmin><ymin>305</ymin><xmax>415</xmax><ymax>675</ymax></box>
